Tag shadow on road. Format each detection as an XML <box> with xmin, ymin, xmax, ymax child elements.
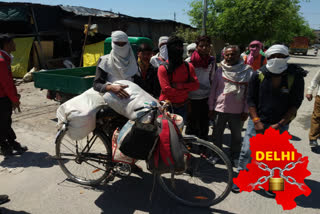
<box><xmin>0</xmin><ymin>207</ymin><xmax>30</xmax><ymax>214</ymax></box>
<box><xmin>0</xmin><ymin>151</ymin><xmax>57</xmax><ymax>169</ymax></box>
<box><xmin>290</xmin><ymin>135</ymin><xmax>301</xmax><ymax>141</ymax></box>
<box><xmin>93</xmin><ymin>172</ymin><xmax>235</xmax><ymax>214</ymax></box>
<box><xmin>295</xmin><ymin>179</ymin><xmax>320</xmax><ymax>209</ymax></box>
<box><xmin>290</xmin><ymin>63</ymin><xmax>320</xmax><ymax>68</ymax></box>
<box><xmin>311</xmin><ymin>146</ymin><xmax>320</xmax><ymax>154</ymax></box>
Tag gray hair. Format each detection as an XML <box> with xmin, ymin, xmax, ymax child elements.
<box><xmin>224</xmin><ymin>45</ymin><xmax>240</xmax><ymax>55</ymax></box>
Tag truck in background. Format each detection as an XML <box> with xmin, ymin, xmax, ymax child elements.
<box><xmin>289</xmin><ymin>36</ymin><xmax>309</xmax><ymax>55</ymax></box>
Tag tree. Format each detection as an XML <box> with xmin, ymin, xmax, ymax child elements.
<box><xmin>174</xmin><ymin>26</ymin><xmax>200</xmax><ymax>43</ymax></box>
<box><xmin>186</xmin><ymin>0</ymin><xmax>315</xmax><ymax>46</ymax></box>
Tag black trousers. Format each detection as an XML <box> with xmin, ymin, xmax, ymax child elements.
<box><xmin>186</xmin><ymin>98</ymin><xmax>209</xmax><ymax>140</ymax></box>
<box><xmin>0</xmin><ymin>97</ymin><xmax>16</xmax><ymax>145</ymax></box>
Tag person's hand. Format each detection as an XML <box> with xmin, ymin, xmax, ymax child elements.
<box><xmin>241</xmin><ymin>112</ymin><xmax>249</xmax><ymax>121</ymax></box>
<box><xmin>270</xmin><ymin>123</ymin><xmax>280</xmax><ymax>130</ymax></box>
<box><xmin>208</xmin><ymin>110</ymin><xmax>216</xmax><ymax>120</ymax></box>
<box><xmin>306</xmin><ymin>94</ymin><xmax>313</xmax><ymax>101</ymax></box>
<box><xmin>12</xmin><ymin>101</ymin><xmax>20</xmax><ymax>112</ymax></box>
<box><xmin>254</xmin><ymin>121</ymin><xmax>264</xmax><ymax>134</ymax></box>
<box><xmin>107</xmin><ymin>84</ymin><xmax>129</xmax><ymax>99</ymax></box>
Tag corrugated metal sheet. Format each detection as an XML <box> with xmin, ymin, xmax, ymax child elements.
<box><xmin>59</xmin><ymin>5</ymin><xmax>121</xmax><ymax>18</ymax></box>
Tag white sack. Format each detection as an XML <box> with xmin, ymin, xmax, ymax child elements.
<box><xmin>56</xmin><ymin>88</ymin><xmax>106</xmax><ymax>140</ymax></box>
<box><xmin>103</xmin><ymin>80</ymin><xmax>159</xmax><ymax>121</ymax></box>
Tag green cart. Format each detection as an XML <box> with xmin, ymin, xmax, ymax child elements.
<box><xmin>33</xmin><ymin>37</ymin><xmax>153</xmax><ymax>102</ymax></box>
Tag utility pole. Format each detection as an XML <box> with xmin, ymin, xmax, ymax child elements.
<box><xmin>174</xmin><ymin>12</ymin><xmax>176</xmax><ymax>21</ymax></box>
<box><xmin>201</xmin><ymin>0</ymin><xmax>208</xmax><ymax>36</ymax></box>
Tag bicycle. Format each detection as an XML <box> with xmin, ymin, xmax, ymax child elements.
<box><xmin>55</xmin><ymin>101</ymin><xmax>233</xmax><ymax>207</ymax></box>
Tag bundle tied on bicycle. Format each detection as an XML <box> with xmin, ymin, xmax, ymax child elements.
<box><xmin>112</xmin><ymin>103</ymin><xmax>189</xmax><ymax>174</ymax></box>
<box><xmin>103</xmin><ymin>80</ymin><xmax>189</xmax><ymax>173</ymax></box>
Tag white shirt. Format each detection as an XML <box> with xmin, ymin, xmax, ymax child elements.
<box><xmin>150</xmin><ymin>53</ymin><xmax>164</xmax><ymax>68</ymax></box>
<box><xmin>186</xmin><ymin>58</ymin><xmax>215</xmax><ymax>100</ymax></box>
<box><xmin>307</xmin><ymin>70</ymin><xmax>320</xmax><ymax>96</ymax></box>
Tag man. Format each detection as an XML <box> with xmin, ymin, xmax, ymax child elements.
<box><xmin>185</xmin><ymin>43</ymin><xmax>196</xmax><ymax>60</ymax></box>
<box><xmin>150</xmin><ymin>36</ymin><xmax>169</xmax><ymax>68</ymax></box>
<box><xmin>0</xmin><ymin>194</ymin><xmax>9</xmax><ymax>205</ymax></box>
<box><xmin>233</xmin><ymin>44</ymin><xmax>306</xmax><ymax>194</ymax></box>
<box><xmin>135</xmin><ymin>43</ymin><xmax>161</xmax><ymax>98</ymax></box>
<box><xmin>243</xmin><ymin>40</ymin><xmax>267</xmax><ymax>71</ymax></box>
<box><xmin>186</xmin><ymin>36</ymin><xmax>215</xmax><ymax>140</ymax></box>
<box><xmin>157</xmin><ymin>36</ymin><xmax>199</xmax><ymax>120</ymax></box>
<box><xmin>93</xmin><ymin>31</ymin><xmax>138</xmax><ymax>98</ymax></box>
<box><xmin>0</xmin><ymin>34</ymin><xmax>27</xmax><ymax>156</ymax></box>
<box><xmin>306</xmin><ymin>70</ymin><xmax>320</xmax><ymax>149</ymax></box>
<box><xmin>208</xmin><ymin>45</ymin><xmax>252</xmax><ymax>165</ymax></box>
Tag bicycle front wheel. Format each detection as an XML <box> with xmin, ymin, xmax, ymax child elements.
<box><xmin>158</xmin><ymin>136</ymin><xmax>233</xmax><ymax>207</ymax></box>
<box><xmin>55</xmin><ymin>128</ymin><xmax>111</xmax><ymax>186</ymax></box>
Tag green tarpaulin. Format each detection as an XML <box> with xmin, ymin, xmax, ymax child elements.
<box><xmin>0</xmin><ymin>6</ymin><xmax>28</xmax><ymax>21</ymax></box>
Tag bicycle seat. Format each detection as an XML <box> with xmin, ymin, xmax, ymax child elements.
<box><xmin>96</xmin><ymin>105</ymin><xmax>120</xmax><ymax>119</ymax></box>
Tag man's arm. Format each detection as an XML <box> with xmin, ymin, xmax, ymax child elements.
<box><xmin>208</xmin><ymin>67</ymin><xmax>220</xmax><ymax>111</ymax></box>
<box><xmin>273</xmin><ymin>74</ymin><xmax>305</xmax><ymax>129</ymax></box>
<box><xmin>93</xmin><ymin>59</ymin><xmax>110</xmax><ymax>93</ymax></box>
<box><xmin>247</xmin><ymin>72</ymin><xmax>264</xmax><ymax>133</ymax></box>
<box><xmin>306</xmin><ymin>70</ymin><xmax>320</xmax><ymax>101</ymax></box>
<box><xmin>157</xmin><ymin>65</ymin><xmax>182</xmax><ymax>95</ymax></box>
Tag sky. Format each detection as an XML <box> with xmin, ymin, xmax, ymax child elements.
<box><xmin>1</xmin><ymin>0</ymin><xmax>320</xmax><ymax>29</ymax></box>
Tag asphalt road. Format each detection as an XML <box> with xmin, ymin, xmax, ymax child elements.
<box><xmin>0</xmin><ymin>51</ymin><xmax>319</xmax><ymax>214</ymax></box>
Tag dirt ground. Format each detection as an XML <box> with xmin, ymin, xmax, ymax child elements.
<box><xmin>1</xmin><ymin>51</ymin><xmax>320</xmax><ymax>214</ymax></box>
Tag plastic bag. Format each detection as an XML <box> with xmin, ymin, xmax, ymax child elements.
<box><xmin>56</xmin><ymin>88</ymin><xmax>105</xmax><ymax>140</ymax></box>
<box><xmin>103</xmin><ymin>80</ymin><xmax>159</xmax><ymax>121</ymax></box>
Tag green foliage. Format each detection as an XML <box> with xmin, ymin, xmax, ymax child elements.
<box><xmin>174</xmin><ymin>26</ymin><xmax>200</xmax><ymax>43</ymax></box>
<box><xmin>187</xmin><ymin>0</ymin><xmax>315</xmax><ymax>46</ymax></box>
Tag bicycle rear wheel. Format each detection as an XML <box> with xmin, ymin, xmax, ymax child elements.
<box><xmin>158</xmin><ymin>136</ymin><xmax>233</xmax><ymax>207</ymax></box>
<box><xmin>55</xmin><ymin>128</ymin><xmax>111</xmax><ymax>185</ymax></box>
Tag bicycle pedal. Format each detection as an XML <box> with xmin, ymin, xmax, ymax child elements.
<box><xmin>114</xmin><ymin>162</ymin><xmax>132</xmax><ymax>177</ymax></box>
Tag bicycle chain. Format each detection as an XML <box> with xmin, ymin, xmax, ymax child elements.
<box><xmin>248</xmin><ymin>157</ymin><xmax>307</xmax><ymax>191</ymax></box>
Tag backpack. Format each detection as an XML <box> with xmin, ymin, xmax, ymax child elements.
<box><xmin>147</xmin><ymin>114</ymin><xmax>189</xmax><ymax>174</ymax></box>
<box><xmin>119</xmin><ymin>120</ymin><xmax>158</xmax><ymax>160</ymax></box>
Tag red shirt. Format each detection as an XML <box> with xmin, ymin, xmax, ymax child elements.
<box><xmin>158</xmin><ymin>62</ymin><xmax>199</xmax><ymax>103</ymax></box>
<box><xmin>0</xmin><ymin>50</ymin><xmax>19</xmax><ymax>103</ymax></box>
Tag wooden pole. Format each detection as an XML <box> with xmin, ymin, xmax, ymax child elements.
<box><xmin>79</xmin><ymin>16</ymin><xmax>92</xmax><ymax>67</ymax></box>
<box><xmin>30</xmin><ymin>6</ymin><xmax>47</xmax><ymax>69</ymax></box>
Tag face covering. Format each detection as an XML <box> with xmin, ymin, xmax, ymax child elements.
<box><xmin>266</xmin><ymin>57</ymin><xmax>290</xmax><ymax>74</ymax></box>
<box><xmin>159</xmin><ymin>45</ymin><xmax>168</xmax><ymax>60</ymax></box>
<box><xmin>167</xmin><ymin>45</ymin><xmax>184</xmax><ymax>74</ymax></box>
<box><xmin>111</xmin><ymin>42</ymin><xmax>130</xmax><ymax>59</ymax></box>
